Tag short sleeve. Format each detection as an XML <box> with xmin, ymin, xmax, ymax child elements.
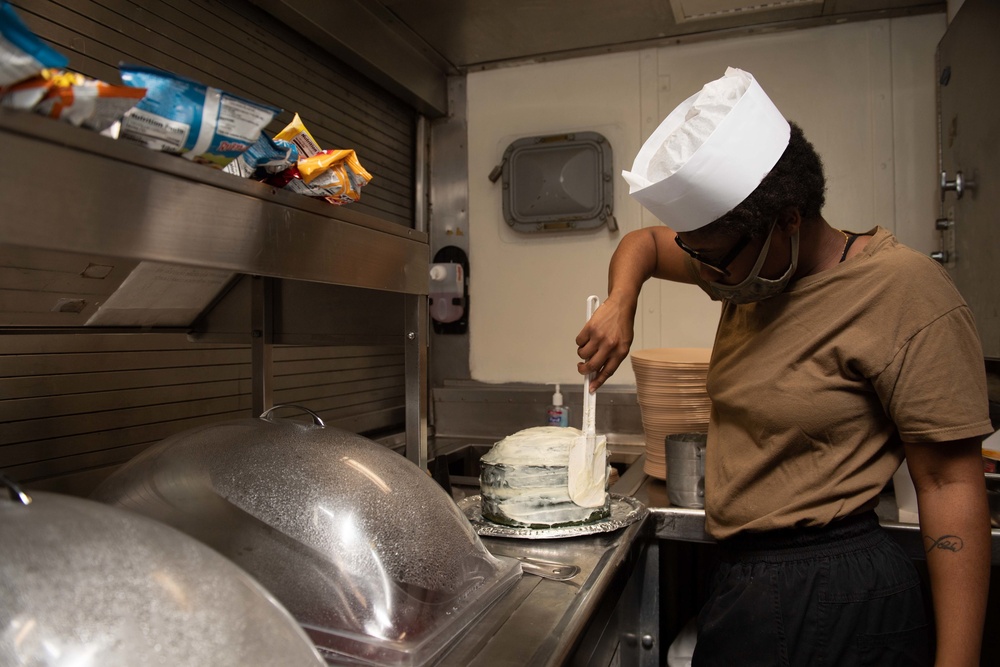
<box><xmin>873</xmin><ymin>306</ymin><xmax>992</xmax><ymax>442</ymax></box>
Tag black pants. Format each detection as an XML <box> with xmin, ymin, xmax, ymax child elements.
<box><xmin>692</xmin><ymin>512</ymin><xmax>932</xmax><ymax>667</ymax></box>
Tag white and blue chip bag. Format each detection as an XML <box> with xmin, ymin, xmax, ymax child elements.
<box><xmin>222</xmin><ymin>131</ymin><xmax>298</xmax><ymax>179</ymax></box>
<box><xmin>118</xmin><ymin>64</ymin><xmax>280</xmax><ymax>169</ymax></box>
<box><xmin>1</xmin><ymin>0</ymin><xmax>68</xmax><ymax>86</ymax></box>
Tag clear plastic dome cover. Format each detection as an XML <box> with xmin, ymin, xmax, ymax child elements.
<box><xmin>0</xmin><ymin>488</ymin><xmax>326</xmax><ymax>667</ymax></box>
<box><xmin>93</xmin><ymin>408</ymin><xmax>520</xmax><ymax>667</ymax></box>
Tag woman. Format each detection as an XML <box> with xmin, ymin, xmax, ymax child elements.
<box><xmin>576</xmin><ymin>69</ymin><xmax>992</xmax><ymax>666</ymax></box>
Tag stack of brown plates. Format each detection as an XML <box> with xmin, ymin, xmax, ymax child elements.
<box><xmin>630</xmin><ymin>348</ymin><xmax>711</xmax><ymax>480</ymax></box>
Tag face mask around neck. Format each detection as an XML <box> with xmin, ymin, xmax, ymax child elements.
<box><xmin>704</xmin><ymin>222</ymin><xmax>799</xmax><ymax>304</ymax></box>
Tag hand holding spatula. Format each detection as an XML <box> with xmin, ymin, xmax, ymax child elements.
<box><xmin>568</xmin><ymin>295</ymin><xmax>609</xmax><ymax>507</ymax></box>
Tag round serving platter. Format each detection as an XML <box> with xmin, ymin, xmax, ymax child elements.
<box><xmin>458</xmin><ymin>493</ymin><xmax>648</xmax><ymax>540</ymax></box>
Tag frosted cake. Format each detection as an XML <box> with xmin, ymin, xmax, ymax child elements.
<box><xmin>479</xmin><ymin>426</ymin><xmax>611</xmax><ymax>528</ymax></box>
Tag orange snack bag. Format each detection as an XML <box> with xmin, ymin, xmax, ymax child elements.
<box><xmin>35</xmin><ymin>71</ymin><xmax>146</xmax><ymax>132</ymax></box>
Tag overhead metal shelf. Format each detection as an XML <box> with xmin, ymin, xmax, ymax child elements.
<box><xmin>0</xmin><ymin>110</ymin><xmax>428</xmax><ymax>296</ymax></box>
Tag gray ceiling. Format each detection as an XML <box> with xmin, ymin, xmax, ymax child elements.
<box><xmin>375</xmin><ymin>0</ymin><xmax>946</xmax><ymax>70</ymax></box>
<box><xmin>251</xmin><ymin>0</ymin><xmax>946</xmax><ymax>116</ymax></box>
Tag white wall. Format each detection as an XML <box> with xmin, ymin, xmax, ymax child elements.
<box><xmin>466</xmin><ymin>14</ymin><xmax>946</xmax><ymax>387</ymax></box>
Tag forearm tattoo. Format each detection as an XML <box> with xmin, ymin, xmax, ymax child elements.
<box><xmin>924</xmin><ymin>534</ymin><xmax>965</xmax><ymax>553</ymax></box>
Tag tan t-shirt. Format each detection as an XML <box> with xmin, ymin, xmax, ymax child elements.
<box><xmin>692</xmin><ymin>227</ymin><xmax>991</xmax><ymax>540</ymax></box>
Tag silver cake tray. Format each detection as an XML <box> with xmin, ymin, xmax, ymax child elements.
<box><xmin>457</xmin><ymin>493</ymin><xmax>648</xmax><ymax>539</ymax></box>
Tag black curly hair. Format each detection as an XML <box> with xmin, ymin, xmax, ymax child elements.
<box><xmin>701</xmin><ymin>121</ymin><xmax>826</xmax><ymax>239</ymax></box>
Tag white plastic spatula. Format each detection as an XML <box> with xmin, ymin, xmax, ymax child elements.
<box><xmin>568</xmin><ymin>295</ymin><xmax>608</xmax><ymax>507</ymax></box>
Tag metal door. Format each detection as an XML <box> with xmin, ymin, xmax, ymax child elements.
<box><xmin>935</xmin><ymin>0</ymin><xmax>1000</xmax><ymax>358</ymax></box>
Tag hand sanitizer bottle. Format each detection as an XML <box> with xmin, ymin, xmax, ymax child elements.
<box><xmin>546</xmin><ymin>384</ymin><xmax>570</xmax><ymax>427</ymax></box>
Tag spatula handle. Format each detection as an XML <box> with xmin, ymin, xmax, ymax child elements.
<box><xmin>583</xmin><ymin>295</ymin><xmax>600</xmax><ymax>436</ymax></box>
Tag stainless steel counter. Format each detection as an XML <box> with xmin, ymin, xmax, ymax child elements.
<box><xmin>615</xmin><ymin>457</ymin><xmax>1000</xmax><ymax>566</ymax></box>
<box><xmin>438</xmin><ymin>500</ymin><xmax>655</xmax><ymax>667</ymax></box>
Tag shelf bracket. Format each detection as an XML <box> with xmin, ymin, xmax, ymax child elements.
<box><xmin>251</xmin><ymin>276</ymin><xmax>275</xmax><ymax>416</ymax></box>
<box><xmin>404</xmin><ymin>294</ymin><xmax>429</xmax><ymax>469</ymax></box>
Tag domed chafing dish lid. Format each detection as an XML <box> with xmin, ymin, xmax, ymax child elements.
<box><xmin>93</xmin><ymin>406</ymin><xmax>521</xmax><ymax>667</ymax></box>
<box><xmin>0</xmin><ymin>478</ymin><xmax>325</xmax><ymax>667</ymax></box>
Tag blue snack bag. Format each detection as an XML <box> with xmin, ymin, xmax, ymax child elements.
<box><xmin>0</xmin><ymin>1</ymin><xmax>68</xmax><ymax>86</ymax></box>
<box><xmin>222</xmin><ymin>131</ymin><xmax>298</xmax><ymax>179</ymax></box>
<box><xmin>118</xmin><ymin>64</ymin><xmax>280</xmax><ymax>169</ymax></box>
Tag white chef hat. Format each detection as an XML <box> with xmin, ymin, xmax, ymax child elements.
<box><xmin>622</xmin><ymin>67</ymin><xmax>790</xmax><ymax>232</ymax></box>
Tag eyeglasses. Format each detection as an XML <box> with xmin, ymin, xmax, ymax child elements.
<box><xmin>674</xmin><ymin>233</ymin><xmax>752</xmax><ymax>278</ymax></box>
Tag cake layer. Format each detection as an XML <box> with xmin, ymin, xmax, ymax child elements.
<box><xmin>479</xmin><ymin>426</ymin><xmax>610</xmax><ymax>528</ymax></box>
<box><xmin>481</xmin><ymin>462</ymin><xmax>610</xmax><ymax>527</ymax></box>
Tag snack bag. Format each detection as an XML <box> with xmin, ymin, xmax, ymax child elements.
<box><xmin>34</xmin><ymin>70</ymin><xmax>146</xmax><ymax>132</ymax></box>
<box><xmin>268</xmin><ymin>148</ymin><xmax>373</xmax><ymax>205</ymax></box>
<box><xmin>274</xmin><ymin>112</ymin><xmax>321</xmax><ymax>158</ymax></box>
<box><xmin>118</xmin><ymin>64</ymin><xmax>280</xmax><ymax>168</ymax></box>
<box><xmin>0</xmin><ymin>1</ymin><xmax>68</xmax><ymax>87</ymax></box>
<box><xmin>0</xmin><ymin>68</ymin><xmax>50</xmax><ymax>109</ymax></box>
<box><xmin>222</xmin><ymin>131</ymin><xmax>298</xmax><ymax>179</ymax></box>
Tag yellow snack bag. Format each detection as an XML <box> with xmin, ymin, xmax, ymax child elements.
<box><xmin>267</xmin><ymin>148</ymin><xmax>373</xmax><ymax>205</ymax></box>
<box><xmin>274</xmin><ymin>112</ymin><xmax>322</xmax><ymax>158</ymax></box>
<box><xmin>295</xmin><ymin>149</ymin><xmax>373</xmax><ymax>204</ymax></box>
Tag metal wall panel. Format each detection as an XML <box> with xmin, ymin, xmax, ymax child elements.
<box><xmin>0</xmin><ymin>334</ymin><xmax>406</xmax><ymax>495</ymax></box>
<box><xmin>935</xmin><ymin>0</ymin><xmax>1000</xmax><ymax>357</ymax></box>
<box><xmin>1</xmin><ymin>0</ymin><xmax>417</xmax><ymax>495</ymax></box>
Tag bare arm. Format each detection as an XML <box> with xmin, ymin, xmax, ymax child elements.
<box><xmin>575</xmin><ymin>226</ymin><xmax>694</xmax><ymax>391</ymax></box>
<box><xmin>904</xmin><ymin>437</ymin><xmax>991</xmax><ymax>667</ymax></box>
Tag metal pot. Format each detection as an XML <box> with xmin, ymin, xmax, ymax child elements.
<box><xmin>93</xmin><ymin>406</ymin><xmax>520</xmax><ymax>667</ymax></box>
<box><xmin>0</xmin><ymin>476</ymin><xmax>325</xmax><ymax>667</ymax></box>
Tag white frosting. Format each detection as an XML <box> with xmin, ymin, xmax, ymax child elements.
<box><xmin>481</xmin><ymin>426</ymin><xmax>582</xmax><ymax>466</ymax></box>
<box><xmin>480</xmin><ymin>427</ymin><xmax>610</xmax><ymax>527</ymax></box>
<box><xmin>567</xmin><ymin>433</ymin><xmax>607</xmax><ymax>508</ymax></box>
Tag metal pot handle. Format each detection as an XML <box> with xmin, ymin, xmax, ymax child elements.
<box><xmin>1</xmin><ymin>472</ymin><xmax>32</xmax><ymax>505</ymax></box>
<box><xmin>259</xmin><ymin>404</ymin><xmax>326</xmax><ymax>428</ymax></box>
